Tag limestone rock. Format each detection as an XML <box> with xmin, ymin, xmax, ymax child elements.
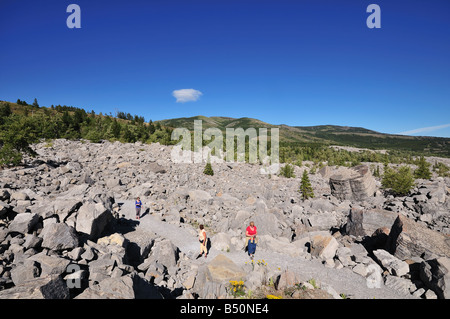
<box><xmin>386</xmin><ymin>214</ymin><xmax>450</xmax><ymax>260</ymax></box>
<box><xmin>41</xmin><ymin>223</ymin><xmax>79</xmax><ymax>251</ymax></box>
<box><xmin>373</xmin><ymin>249</ymin><xmax>410</xmax><ymax>277</ymax></box>
<box><xmin>420</xmin><ymin>257</ymin><xmax>450</xmax><ymax>299</ymax></box>
<box><xmin>345</xmin><ymin>207</ymin><xmax>398</xmax><ymax>237</ymax></box>
<box><xmin>0</xmin><ymin>275</ymin><xmax>70</xmax><ymax>299</ymax></box>
<box><xmin>310</xmin><ymin>233</ymin><xmax>339</xmax><ymax>260</ymax></box>
<box><xmin>29</xmin><ymin>253</ymin><xmax>71</xmax><ymax>277</ymax></box>
<box><xmin>329</xmin><ymin>165</ymin><xmax>376</xmax><ymax>201</ymax></box>
<box><xmin>11</xmin><ymin>260</ymin><xmax>41</xmax><ymax>286</ymax></box>
<box><xmin>275</xmin><ymin>269</ymin><xmax>301</xmax><ymax>290</ymax></box>
<box><xmin>75</xmin><ymin>202</ymin><xmax>113</xmax><ymax>240</ymax></box>
<box><xmin>8</xmin><ymin>213</ymin><xmax>39</xmax><ymax>234</ymax></box>
<box><xmin>97</xmin><ymin>233</ymin><xmax>128</xmax><ymax>248</ymax></box>
<box><xmin>206</xmin><ymin>254</ymin><xmax>246</xmax><ymax>283</ymax></box>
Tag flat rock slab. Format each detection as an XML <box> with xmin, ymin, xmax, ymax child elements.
<box><xmin>206</xmin><ymin>254</ymin><xmax>246</xmax><ymax>283</ymax></box>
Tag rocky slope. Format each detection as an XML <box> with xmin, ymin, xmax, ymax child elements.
<box><xmin>0</xmin><ymin>139</ymin><xmax>449</xmax><ymax>299</ymax></box>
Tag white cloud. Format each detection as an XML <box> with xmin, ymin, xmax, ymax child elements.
<box><xmin>399</xmin><ymin>123</ymin><xmax>450</xmax><ymax>135</ymax></box>
<box><xmin>172</xmin><ymin>89</ymin><xmax>203</xmax><ymax>103</ymax></box>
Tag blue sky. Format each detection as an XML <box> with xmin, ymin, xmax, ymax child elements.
<box><xmin>1</xmin><ymin>0</ymin><xmax>449</xmax><ymax>137</ymax></box>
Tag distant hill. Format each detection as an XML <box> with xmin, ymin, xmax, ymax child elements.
<box><xmin>157</xmin><ymin>116</ymin><xmax>450</xmax><ymax>157</ymax></box>
<box><xmin>2</xmin><ymin>99</ymin><xmax>449</xmax><ymax>158</ymax></box>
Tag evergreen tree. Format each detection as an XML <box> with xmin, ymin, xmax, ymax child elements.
<box><xmin>414</xmin><ymin>156</ymin><xmax>432</xmax><ymax>179</ymax></box>
<box><xmin>111</xmin><ymin>119</ymin><xmax>121</xmax><ymax>139</ymax></box>
<box><xmin>279</xmin><ymin>163</ymin><xmax>295</xmax><ymax>178</ymax></box>
<box><xmin>382</xmin><ymin>165</ymin><xmax>415</xmax><ymax>196</ymax></box>
<box><xmin>299</xmin><ymin>170</ymin><xmax>314</xmax><ymax>200</ymax></box>
<box><xmin>203</xmin><ymin>155</ymin><xmax>214</xmax><ymax>176</ymax></box>
<box><xmin>148</xmin><ymin>120</ymin><xmax>156</xmax><ymax>135</ymax></box>
<box><xmin>0</xmin><ymin>102</ymin><xmax>12</xmax><ymax>125</ymax></box>
<box><xmin>32</xmin><ymin>98</ymin><xmax>39</xmax><ymax>108</ymax></box>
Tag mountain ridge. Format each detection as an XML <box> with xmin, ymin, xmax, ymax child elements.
<box><xmin>156</xmin><ymin>115</ymin><xmax>450</xmax><ymax>156</ymax></box>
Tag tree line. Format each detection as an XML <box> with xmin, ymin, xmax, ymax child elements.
<box><xmin>0</xmin><ymin>100</ymin><xmax>175</xmax><ymax>166</ymax></box>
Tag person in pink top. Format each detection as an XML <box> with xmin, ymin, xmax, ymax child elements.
<box><xmin>245</xmin><ymin>221</ymin><xmax>257</xmax><ymax>259</ymax></box>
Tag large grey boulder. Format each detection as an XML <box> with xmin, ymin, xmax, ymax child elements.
<box><xmin>192</xmin><ymin>254</ymin><xmax>245</xmax><ymax>299</ymax></box>
<box><xmin>75</xmin><ymin>202</ymin><xmax>113</xmax><ymax>240</ymax></box>
<box><xmin>420</xmin><ymin>257</ymin><xmax>450</xmax><ymax>299</ymax></box>
<box><xmin>373</xmin><ymin>249</ymin><xmax>409</xmax><ymax>277</ymax></box>
<box><xmin>29</xmin><ymin>253</ymin><xmax>71</xmax><ymax>277</ymax></box>
<box><xmin>307</xmin><ymin>212</ymin><xmax>338</xmax><ymax>231</ymax></box>
<box><xmin>0</xmin><ymin>200</ymin><xmax>11</xmax><ymax>217</ymax></box>
<box><xmin>345</xmin><ymin>207</ymin><xmax>398</xmax><ymax>237</ymax></box>
<box><xmin>310</xmin><ymin>233</ymin><xmax>339</xmax><ymax>260</ymax></box>
<box><xmin>41</xmin><ymin>222</ymin><xmax>79</xmax><ymax>251</ymax></box>
<box><xmin>188</xmin><ymin>189</ymin><xmax>212</xmax><ymax>202</ymax></box>
<box><xmin>145</xmin><ymin>238</ymin><xmax>179</xmax><ymax>269</ymax></box>
<box><xmin>76</xmin><ymin>274</ymin><xmax>135</xmax><ymax>299</ymax></box>
<box><xmin>386</xmin><ymin>214</ymin><xmax>450</xmax><ymax>260</ymax></box>
<box><xmin>329</xmin><ymin>165</ymin><xmax>376</xmax><ymax>201</ymax></box>
<box><xmin>0</xmin><ymin>275</ymin><xmax>70</xmax><ymax>299</ymax></box>
<box><xmin>10</xmin><ymin>260</ymin><xmax>41</xmax><ymax>286</ymax></box>
<box><xmin>8</xmin><ymin>213</ymin><xmax>40</xmax><ymax>234</ymax></box>
<box><xmin>75</xmin><ymin>273</ymin><xmax>162</xmax><ymax>299</ymax></box>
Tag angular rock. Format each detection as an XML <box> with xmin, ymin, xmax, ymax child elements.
<box><xmin>188</xmin><ymin>190</ymin><xmax>212</xmax><ymax>202</ymax></box>
<box><xmin>76</xmin><ymin>274</ymin><xmax>135</xmax><ymax>299</ymax></box>
<box><xmin>307</xmin><ymin>213</ymin><xmax>337</xmax><ymax>231</ymax></box>
<box><xmin>206</xmin><ymin>254</ymin><xmax>246</xmax><ymax>283</ymax></box>
<box><xmin>420</xmin><ymin>257</ymin><xmax>450</xmax><ymax>299</ymax></box>
<box><xmin>252</xmin><ymin>212</ymin><xmax>281</xmax><ymax>237</ymax></box>
<box><xmin>0</xmin><ymin>200</ymin><xmax>11</xmax><ymax>217</ymax></box>
<box><xmin>386</xmin><ymin>214</ymin><xmax>450</xmax><ymax>260</ymax></box>
<box><xmin>146</xmin><ymin>238</ymin><xmax>179</xmax><ymax>269</ymax></box>
<box><xmin>345</xmin><ymin>207</ymin><xmax>397</xmax><ymax>237</ymax></box>
<box><xmin>23</xmin><ymin>234</ymin><xmax>43</xmax><ymax>250</ymax></box>
<box><xmin>11</xmin><ymin>260</ymin><xmax>41</xmax><ymax>286</ymax></box>
<box><xmin>75</xmin><ymin>273</ymin><xmax>162</xmax><ymax>299</ymax></box>
<box><xmin>384</xmin><ymin>275</ymin><xmax>415</xmax><ymax>296</ymax></box>
<box><xmin>10</xmin><ymin>191</ymin><xmax>30</xmax><ymax>201</ymax></box>
<box><xmin>259</xmin><ymin>235</ymin><xmax>304</xmax><ymax>257</ymax></box>
<box><xmin>0</xmin><ymin>275</ymin><xmax>70</xmax><ymax>299</ymax></box>
<box><xmin>329</xmin><ymin>165</ymin><xmax>376</xmax><ymax>201</ymax></box>
<box><xmin>29</xmin><ymin>253</ymin><xmax>71</xmax><ymax>277</ymax></box>
<box><xmin>275</xmin><ymin>269</ymin><xmax>301</xmax><ymax>290</ymax></box>
<box><xmin>310</xmin><ymin>233</ymin><xmax>339</xmax><ymax>260</ymax></box>
<box><xmin>75</xmin><ymin>202</ymin><xmax>113</xmax><ymax>240</ymax></box>
<box><xmin>8</xmin><ymin>213</ymin><xmax>39</xmax><ymax>234</ymax></box>
<box><xmin>97</xmin><ymin>233</ymin><xmax>128</xmax><ymax>248</ymax></box>
<box><xmin>373</xmin><ymin>249</ymin><xmax>410</xmax><ymax>277</ymax></box>
<box><xmin>41</xmin><ymin>223</ymin><xmax>79</xmax><ymax>251</ymax></box>
<box><xmin>211</xmin><ymin>232</ymin><xmax>232</xmax><ymax>252</ymax></box>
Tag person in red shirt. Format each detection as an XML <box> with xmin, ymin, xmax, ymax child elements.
<box><xmin>245</xmin><ymin>221</ymin><xmax>257</xmax><ymax>259</ymax></box>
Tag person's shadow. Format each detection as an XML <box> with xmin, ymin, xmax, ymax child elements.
<box><xmin>140</xmin><ymin>208</ymin><xmax>150</xmax><ymax>219</ymax></box>
<box><xmin>206</xmin><ymin>238</ymin><xmax>212</xmax><ymax>254</ymax></box>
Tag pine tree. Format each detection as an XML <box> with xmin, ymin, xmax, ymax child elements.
<box><xmin>382</xmin><ymin>165</ymin><xmax>415</xmax><ymax>196</ymax></box>
<box><xmin>111</xmin><ymin>119</ymin><xmax>121</xmax><ymax>139</ymax></box>
<box><xmin>299</xmin><ymin>170</ymin><xmax>314</xmax><ymax>200</ymax></box>
<box><xmin>203</xmin><ymin>154</ymin><xmax>214</xmax><ymax>176</ymax></box>
<box><xmin>414</xmin><ymin>156</ymin><xmax>432</xmax><ymax>180</ymax></box>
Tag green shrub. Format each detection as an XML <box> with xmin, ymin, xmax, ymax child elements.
<box><xmin>382</xmin><ymin>165</ymin><xmax>415</xmax><ymax>196</ymax></box>
<box><xmin>433</xmin><ymin>161</ymin><xmax>450</xmax><ymax>177</ymax></box>
<box><xmin>280</xmin><ymin>163</ymin><xmax>295</xmax><ymax>178</ymax></box>
<box><xmin>414</xmin><ymin>156</ymin><xmax>432</xmax><ymax>179</ymax></box>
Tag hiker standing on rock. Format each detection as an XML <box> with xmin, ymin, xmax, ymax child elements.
<box><xmin>135</xmin><ymin>197</ymin><xmax>142</xmax><ymax>220</ymax></box>
<box><xmin>197</xmin><ymin>225</ymin><xmax>208</xmax><ymax>259</ymax></box>
<box><xmin>246</xmin><ymin>221</ymin><xmax>257</xmax><ymax>259</ymax></box>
